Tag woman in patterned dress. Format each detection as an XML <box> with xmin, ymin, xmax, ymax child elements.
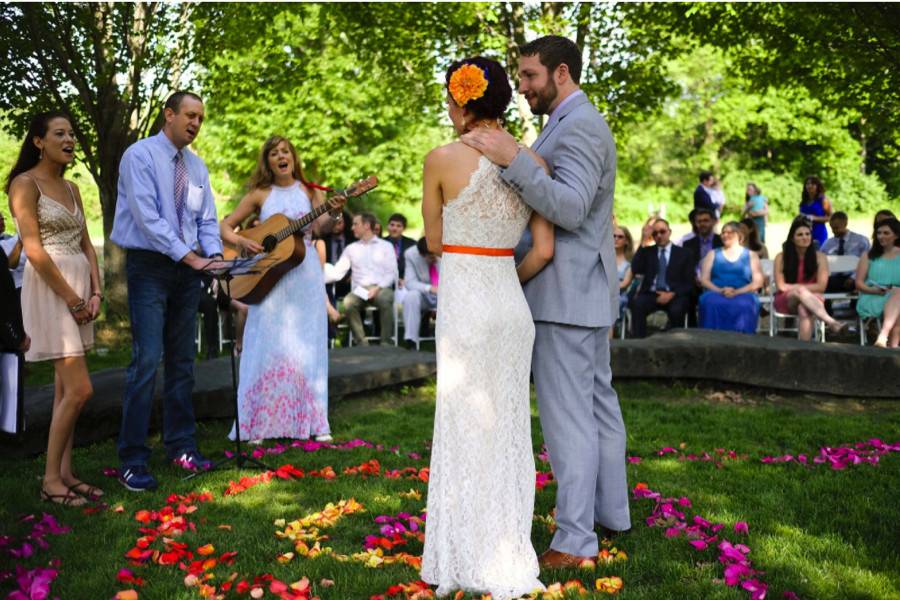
<box><xmin>7</xmin><ymin>111</ymin><xmax>102</xmax><ymax>506</ymax></box>
<box><xmin>220</xmin><ymin>136</ymin><xmax>335</xmax><ymax>442</ymax></box>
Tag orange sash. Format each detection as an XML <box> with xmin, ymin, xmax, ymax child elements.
<box><xmin>442</xmin><ymin>244</ymin><xmax>514</xmax><ymax>257</ymax></box>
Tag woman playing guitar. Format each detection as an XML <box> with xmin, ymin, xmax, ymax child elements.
<box><xmin>219</xmin><ymin>136</ymin><xmax>338</xmax><ymax>443</ymax></box>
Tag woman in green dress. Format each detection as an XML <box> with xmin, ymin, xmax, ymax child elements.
<box><xmin>855</xmin><ymin>218</ymin><xmax>900</xmax><ymax>347</ymax></box>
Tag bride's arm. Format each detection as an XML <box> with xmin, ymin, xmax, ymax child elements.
<box><xmin>517</xmin><ymin>151</ymin><xmax>554</xmax><ymax>283</ymax></box>
<box><xmin>422</xmin><ymin>148</ymin><xmax>444</xmax><ymax>256</ymax></box>
<box><xmin>517</xmin><ymin>212</ymin><xmax>554</xmax><ymax>283</ymax></box>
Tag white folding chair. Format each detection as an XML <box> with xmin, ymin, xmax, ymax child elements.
<box><xmin>758</xmin><ymin>259</ymin><xmax>775</xmax><ymax>334</ymax></box>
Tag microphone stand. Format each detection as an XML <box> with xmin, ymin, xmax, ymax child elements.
<box><xmin>184</xmin><ymin>260</ymin><xmax>269</xmax><ymax>481</ymax></box>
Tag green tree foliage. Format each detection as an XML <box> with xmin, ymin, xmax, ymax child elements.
<box><xmin>0</xmin><ymin>2</ymin><xmax>196</xmax><ymax>314</ymax></box>
<box><xmin>615</xmin><ymin>42</ymin><xmax>891</xmax><ymax>226</ymax></box>
<box><xmin>621</xmin><ymin>2</ymin><xmax>900</xmax><ymax>196</ymax></box>
<box><xmin>191</xmin><ymin>4</ymin><xmax>458</xmax><ymax>226</ymax></box>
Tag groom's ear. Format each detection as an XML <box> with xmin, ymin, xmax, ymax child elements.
<box><xmin>555</xmin><ymin>63</ymin><xmax>571</xmax><ymax>84</ymax></box>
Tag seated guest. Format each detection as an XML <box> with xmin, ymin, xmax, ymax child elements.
<box><xmin>629</xmin><ymin>219</ymin><xmax>696</xmax><ymax>338</ymax></box>
<box><xmin>614</xmin><ymin>225</ymin><xmax>634</xmax><ymax>334</ymax></box>
<box><xmin>873</xmin><ymin>209</ymin><xmax>896</xmax><ymax>230</ymax></box>
<box><xmin>1</xmin><ymin>244</ymin><xmax>29</xmax><ymax>358</ymax></box>
<box><xmin>399</xmin><ymin>237</ymin><xmax>439</xmax><ymax>348</ymax></box>
<box><xmin>0</xmin><ymin>212</ymin><xmax>26</xmax><ymax>296</ymax></box>
<box><xmin>698</xmin><ymin>221</ymin><xmax>764</xmax><ymax>334</ymax></box>
<box><xmin>385</xmin><ymin>213</ymin><xmax>416</xmax><ymax>281</ymax></box>
<box><xmin>742</xmin><ymin>182</ymin><xmax>768</xmax><ymax>243</ymax></box>
<box><xmin>739</xmin><ymin>217</ymin><xmax>769</xmax><ymax>259</ymax></box>
<box><xmin>683</xmin><ymin>208</ymin><xmax>723</xmax><ymax>325</ymax></box>
<box><xmin>639</xmin><ymin>214</ymin><xmax>660</xmax><ymax>248</ymax></box>
<box><xmin>682</xmin><ymin>208</ymin><xmax>723</xmax><ymax>269</ymax></box>
<box><xmin>322</xmin><ymin>209</ymin><xmax>353</xmax><ymax>307</ymax></box>
<box><xmin>773</xmin><ymin>218</ymin><xmax>846</xmax><ymax>341</ymax></box>
<box><xmin>821</xmin><ymin>211</ymin><xmax>870</xmax><ymax>296</ymax></box>
<box><xmin>313</xmin><ymin>235</ymin><xmax>342</xmax><ymax>325</ymax></box>
<box><xmin>855</xmin><ymin>218</ymin><xmax>900</xmax><ymax>347</ymax></box>
<box><xmin>693</xmin><ymin>170</ymin><xmax>716</xmax><ymax>214</ymax></box>
<box><xmin>325</xmin><ymin>212</ymin><xmax>398</xmax><ymax>345</ymax></box>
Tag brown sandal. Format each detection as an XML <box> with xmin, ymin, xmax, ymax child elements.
<box><xmin>40</xmin><ymin>488</ymin><xmax>87</xmax><ymax>507</ymax></box>
<box><xmin>67</xmin><ymin>482</ymin><xmax>104</xmax><ymax>500</ymax></box>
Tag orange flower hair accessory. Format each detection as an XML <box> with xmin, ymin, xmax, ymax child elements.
<box><xmin>448</xmin><ymin>64</ymin><xmax>489</xmax><ymax>107</ymax></box>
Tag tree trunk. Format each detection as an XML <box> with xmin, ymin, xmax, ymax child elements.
<box><xmin>498</xmin><ymin>2</ymin><xmax>539</xmax><ymax>145</ymax></box>
<box><xmin>859</xmin><ymin>117</ymin><xmax>867</xmax><ymax>174</ymax></box>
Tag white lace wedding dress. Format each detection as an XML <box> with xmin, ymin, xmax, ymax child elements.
<box><xmin>422</xmin><ymin>156</ymin><xmax>544</xmax><ymax>599</ymax></box>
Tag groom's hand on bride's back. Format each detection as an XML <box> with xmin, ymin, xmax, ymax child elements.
<box><xmin>461</xmin><ymin>128</ymin><xmax>520</xmax><ymax>168</ymax></box>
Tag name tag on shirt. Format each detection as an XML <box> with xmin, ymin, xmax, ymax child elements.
<box><xmin>187</xmin><ymin>184</ymin><xmax>204</xmax><ymax>212</ymax></box>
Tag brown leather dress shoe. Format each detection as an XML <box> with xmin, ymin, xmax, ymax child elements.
<box><xmin>538</xmin><ymin>548</ymin><xmax>593</xmax><ymax>569</ymax></box>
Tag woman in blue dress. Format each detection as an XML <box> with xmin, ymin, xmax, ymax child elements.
<box><xmin>613</xmin><ymin>225</ymin><xmax>634</xmax><ymax>336</ymax></box>
<box><xmin>799</xmin><ymin>176</ymin><xmax>832</xmax><ymax>248</ymax></box>
<box><xmin>220</xmin><ymin>136</ymin><xmax>334</xmax><ymax>442</ymax></box>
<box><xmin>699</xmin><ymin>221</ymin><xmax>765</xmax><ymax>334</ymax></box>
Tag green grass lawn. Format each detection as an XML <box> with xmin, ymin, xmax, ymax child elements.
<box><xmin>1</xmin><ymin>381</ymin><xmax>898</xmax><ymax>599</ymax></box>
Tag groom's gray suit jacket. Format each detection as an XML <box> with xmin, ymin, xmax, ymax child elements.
<box><xmin>504</xmin><ymin>92</ymin><xmax>618</xmax><ymax>328</ymax></box>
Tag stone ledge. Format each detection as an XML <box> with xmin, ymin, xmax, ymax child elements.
<box><xmin>610</xmin><ymin>329</ymin><xmax>899</xmax><ymax>399</ymax></box>
<box><xmin>1</xmin><ymin>346</ymin><xmax>436</xmax><ymax>456</ymax></box>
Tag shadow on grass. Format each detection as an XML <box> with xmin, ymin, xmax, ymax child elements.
<box><xmin>1</xmin><ymin>380</ymin><xmax>897</xmax><ymax>599</ymax></box>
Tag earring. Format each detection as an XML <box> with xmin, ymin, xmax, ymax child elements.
<box><xmin>39</xmin><ymin>148</ymin><xmax>43</xmax><ymax>160</ymax></box>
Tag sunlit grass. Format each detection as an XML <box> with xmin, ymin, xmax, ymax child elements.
<box><xmin>1</xmin><ymin>381</ymin><xmax>897</xmax><ymax>599</ymax></box>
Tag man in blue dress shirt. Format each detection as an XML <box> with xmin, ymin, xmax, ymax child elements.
<box><xmin>111</xmin><ymin>91</ymin><xmax>223</xmax><ymax>491</ymax></box>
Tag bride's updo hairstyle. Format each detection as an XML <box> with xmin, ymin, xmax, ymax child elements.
<box><xmin>445</xmin><ymin>56</ymin><xmax>512</xmax><ymax>122</ymax></box>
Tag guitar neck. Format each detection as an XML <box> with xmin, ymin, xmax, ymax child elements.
<box><xmin>285</xmin><ymin>201</ymin><xmax>336</xmax><ymax>237</ymax></box>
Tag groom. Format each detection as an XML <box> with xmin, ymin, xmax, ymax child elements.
<box><xmin>463</xmin><ymin>36</ymin><xmax>630</xmax><ymax>566</ymax></box>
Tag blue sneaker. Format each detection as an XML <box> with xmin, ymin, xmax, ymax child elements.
<box><xmin>119</xmin><ymin>466</ymin><xmax>159</xmax><ymax>492</ymax></box>
<box><xmin>171</xmin><ymin>449</ymin><xmax>213</xmax><ymax>472</ymax></box>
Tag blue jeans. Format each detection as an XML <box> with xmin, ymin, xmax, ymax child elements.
<box><xmin>118</xmin><ymin>250</ymin><xmax>201</xmax><ymax>468</ymax></box>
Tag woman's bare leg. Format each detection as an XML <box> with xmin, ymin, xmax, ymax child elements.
<box><xmin>43</xmin><ymin>356</ymin><xmax>93</xmax><ymax>504</ymax></box>
<box><xmin>874</xmin><ymin>289</ymin><xmax>900</xmax><ymax>347</ymax></box>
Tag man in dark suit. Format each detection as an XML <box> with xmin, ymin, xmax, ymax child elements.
<box><xmin>681</xmin><ymin>208</ymin><xmax>723</xmax><ymax>326</ymax></box>
<box><xmin>384</xmin><ymin>213</ymin><xmax>416</xmax><ymax>281</ymax></box>
<box><xmin>682</xmin><ymin>208</ymin><xmax>723</xmax><ymax>270</ymax></box>
<box><xmin>693</xmin><ymin>170</ymin><xmax>716</xmax><ymax>214</ymax></box>
<box><xmin>629</xmin><ymin>219</ymin><xmax>696</xmax><ymax>338</ymax></box>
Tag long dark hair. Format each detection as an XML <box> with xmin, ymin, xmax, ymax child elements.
<box><xmin>4</xmin><ymin>111</ymin><xmax>72</xmax><ymax>194</ymax></box>
<box><xmin>782</xmin><ymin>217</ymin><xmax>817</xmax><ymax>283</ymax></box>
<box><xmin>740</xmin><ymin>218</ymin><xmax>764</xmax><ymax>252</ymax></box>
<box><xmin>801</xmin><ymin>175</ymin><xmax>825</xmax><ymax>205</ymax></box>
<box><xmin>868</xmin><ymin>218</ymin><xmax>900</xmax><ymax>260</ymax></box>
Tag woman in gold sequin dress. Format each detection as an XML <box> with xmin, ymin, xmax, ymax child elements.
<box><xmin>6</xmin><ymin>111</ymin><xmax>103</xmax><ymax>506</ymax></box>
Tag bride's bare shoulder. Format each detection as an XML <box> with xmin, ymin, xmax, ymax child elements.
<box><xmin>426</xmin><ymin>141</ymin><xmax>481</xmax><ymax>164</ymax></box>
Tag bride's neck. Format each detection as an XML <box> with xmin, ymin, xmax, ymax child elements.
<box><xmin>462</xmin><ymin>118</ymin><xmax>501</xmax><ymax>134</ymax></box>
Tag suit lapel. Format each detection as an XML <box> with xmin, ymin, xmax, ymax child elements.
<box><xmin>532</xmin><ymin>92</ymin><xmax>590</xmax><ymax>152</ymax></box>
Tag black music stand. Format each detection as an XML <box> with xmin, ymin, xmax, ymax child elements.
<box><xmin>184</xmin><ymin>256</ymin><xmax>272</xmax><ymax>481</ymax></box>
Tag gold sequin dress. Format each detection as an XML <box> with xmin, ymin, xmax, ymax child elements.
<box><xmin>21</xmin><ymin>177</ymin><xmax>93</xmax><ymax>361</ymax></box>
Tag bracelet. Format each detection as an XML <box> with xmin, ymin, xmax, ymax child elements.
<box><xmin>68</xmin><ymin>300</ymin><xmax>86</xmax><ymax>314</ymax></box>
<box><xmin>91</xmin><ymin>292</ymin><xmax>103</xmax><ymax>300</ymax></box>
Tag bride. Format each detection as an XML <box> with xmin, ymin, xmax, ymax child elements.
<box><xmin>420</xmin><ymin>56</ymin><xmax>554</xmax><ymax>599</ymax></box>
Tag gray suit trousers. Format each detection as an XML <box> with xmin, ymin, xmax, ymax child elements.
<box><xmin>533</xmin><ymin>322</ymin><xmax>630</xmax><ymax>557</ymax></box>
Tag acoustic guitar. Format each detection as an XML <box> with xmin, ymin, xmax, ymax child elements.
<box><xmin>222</xmin><ymin>176</ymin><xmax>377</xmax><ymax>304</ymax></box>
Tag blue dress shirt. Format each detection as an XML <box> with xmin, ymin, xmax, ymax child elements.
<box><xmin>111</xmin><ymin>131</ymin><xmax>222</xmax><ymax>262</ymax></box>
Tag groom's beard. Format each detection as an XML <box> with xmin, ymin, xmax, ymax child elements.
<box><xmin>528</xmin><ymin>79</ymin><xmax>558</xmax><ymax>115</ymax></box>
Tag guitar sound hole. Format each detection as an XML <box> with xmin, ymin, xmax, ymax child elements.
<box><xmin>262</xmin><ymin>235</ymin><xmax>277</xmax><ymax>253</ymax></box>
